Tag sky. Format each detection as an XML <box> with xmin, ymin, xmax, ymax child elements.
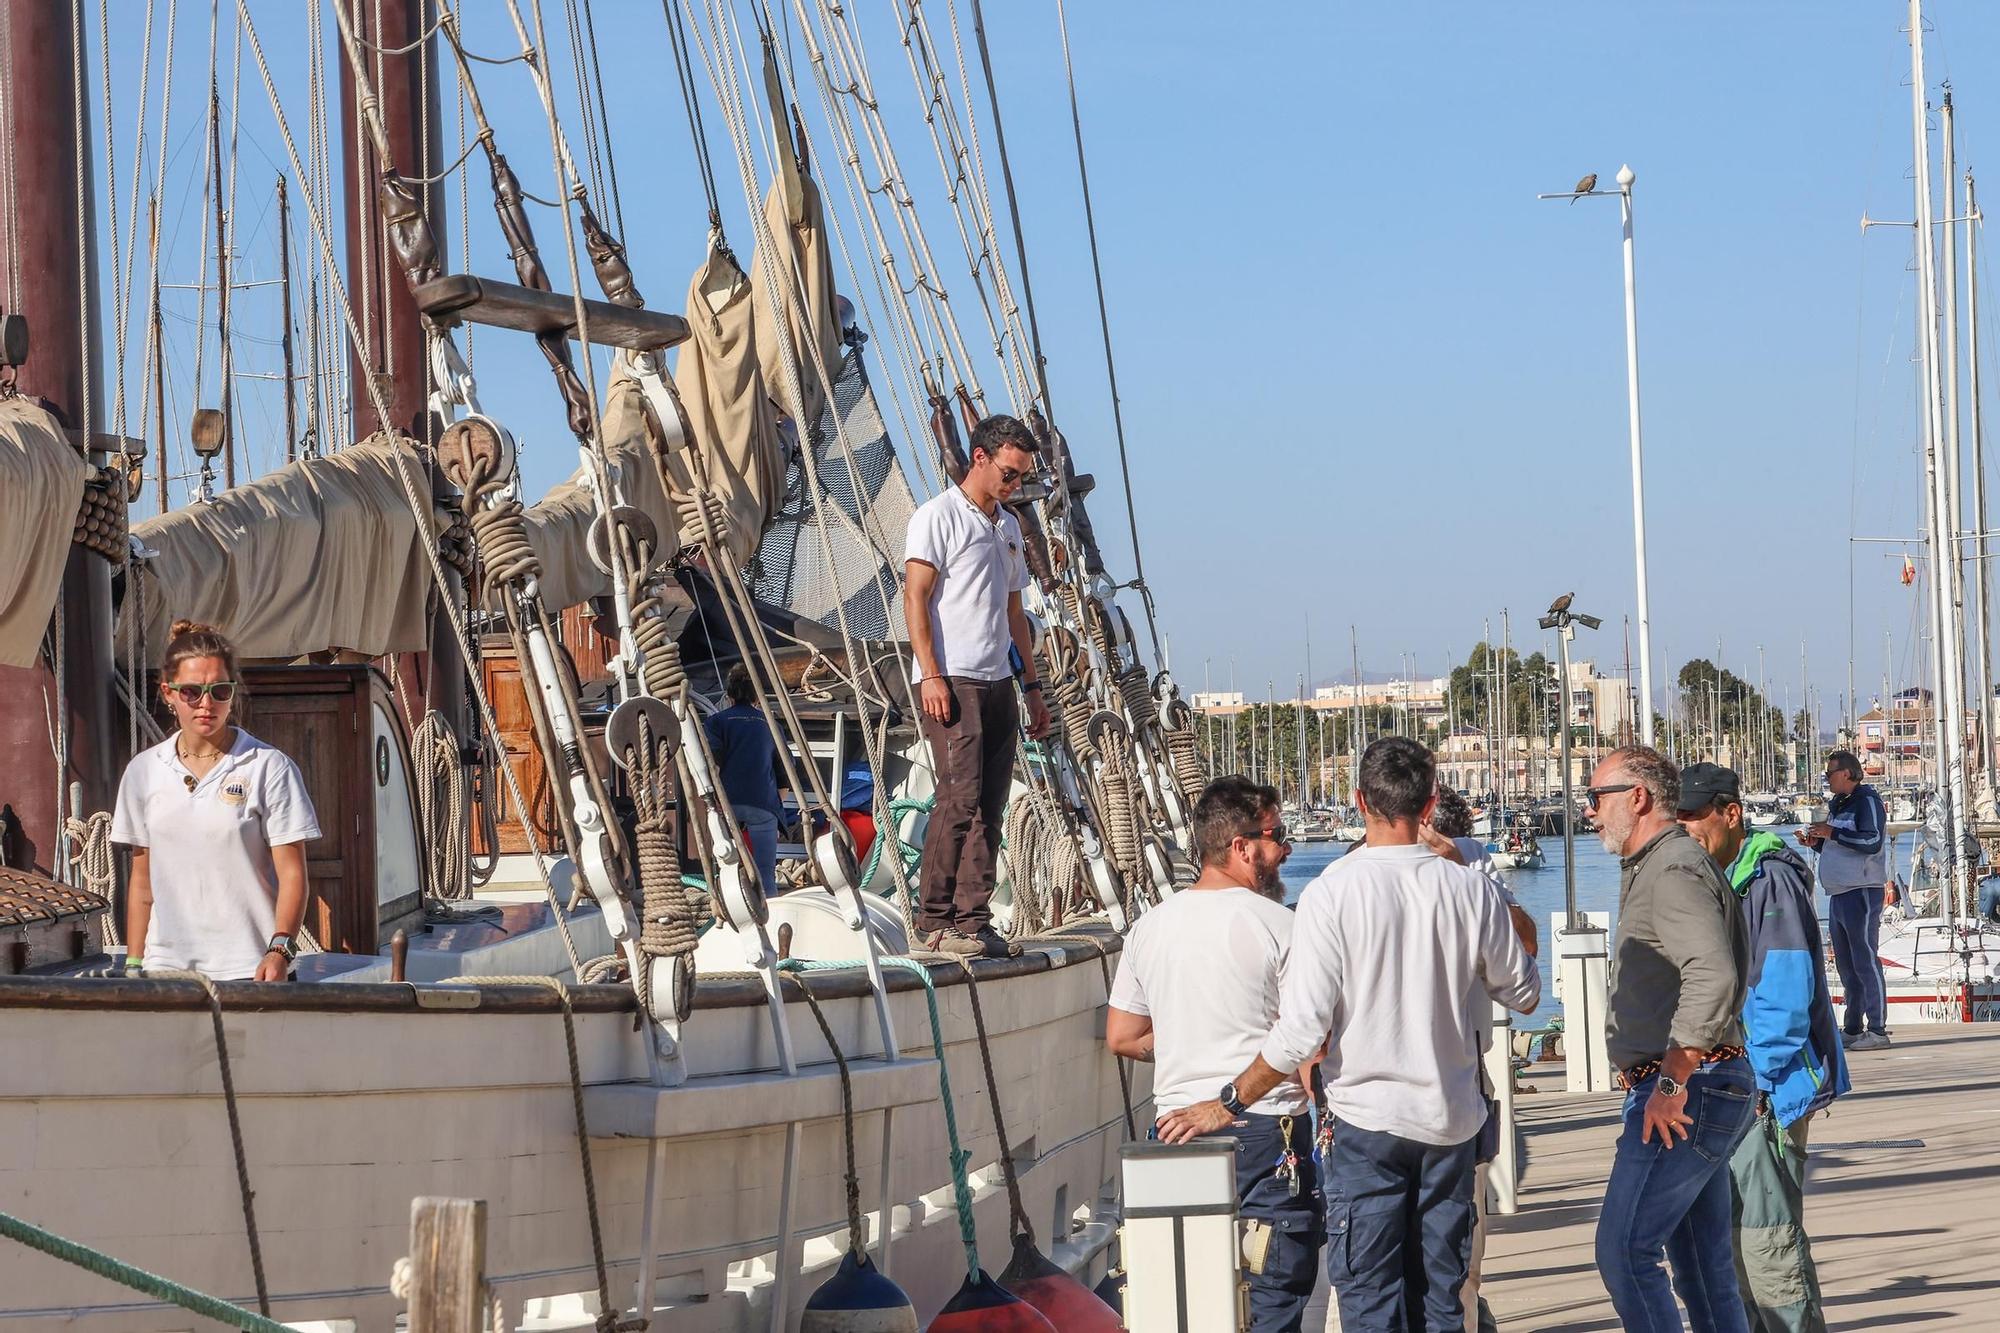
<box><xmin>74</xmin><ymin>1</ymin><xmax>2000</xmax><ymax>724</ymax></box>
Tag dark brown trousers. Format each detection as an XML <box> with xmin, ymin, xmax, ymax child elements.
<box><xmin>916</xmin><ymin>676</ymin><xmax>1018</xmax><ymax>934</ymax></box>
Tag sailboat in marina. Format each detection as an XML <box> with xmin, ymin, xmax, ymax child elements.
<box><xmin>0</xmin><ymin>0</ymin><xmax>1207</xmax><ymax>1324</ymax></box>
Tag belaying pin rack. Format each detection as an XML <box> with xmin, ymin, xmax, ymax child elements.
<box><xmin>414</xmin><ymin>274</ymin><xmax>691</xmax><ymax>352</ymax></box>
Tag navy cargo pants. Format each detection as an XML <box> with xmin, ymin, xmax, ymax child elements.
<box><xmin>1212</xmin><ymin>1111</ymin><xmax>1325</xmax><ymax>1333</ymax></box>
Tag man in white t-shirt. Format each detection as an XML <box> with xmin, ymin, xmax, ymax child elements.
<box><xmin>1108</xmin><ymin>775</ymin><xmax>1321</xmax><ymax>1333</ymax></box>
<box><xmin>902</xmin><ymin>414</ymin><xmax>1051</xmax><ymax>958</ymax></box>
<box><xmin>1166</xmin><ymin>738</ymin><xmax>1540</xmax><ymax>1331</ymax></box>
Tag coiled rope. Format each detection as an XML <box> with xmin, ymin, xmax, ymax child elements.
<box><xmin>61</xmin><ymin>810</ymin><xmax>119</xmax><ymax>946</ymax></box>
<box><xmin>625</xmin><ymin>710</ymin><xmax>699</xmax><ymax>1020</ymax></box>
<box><xmin>410</xmin><ymin>711</ymin><xmax>472</xmax><ymax>901</ymax></box>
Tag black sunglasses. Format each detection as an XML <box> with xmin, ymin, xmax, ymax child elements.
<box><xmin>1240</xmin><ymin>824</ymin><xmax>1292</xmax><ymax>847</ymax></box>
<box><xmin>1584</xmin><ymin>782</ymin><xmax>1636</xmax><ymax>810</ymax></box>
<box><xmin>995</xmin><ymin>464</ymin><xmax>1029</xmax><ymax>485</ymax></box>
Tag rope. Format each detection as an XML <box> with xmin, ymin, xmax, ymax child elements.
<box><xmin>778</xmin><ymin>965</ymin><xmax>868</xmax><ymax>1258</ymax></box>
<box><xmin>62</xmin><ymin>810</ymin><xmax>120</xmax><ymax>947</ymax></box>
<box><xmin>149</xmin><ymin>968</ymin><xmax>270</xmax><ymax>1316</ymax></box>
<box><xmin>410</xmin><ymin>712</ymin><xmax>471</xmax><ymax>901</ymax></box>
<box><xmin>878</xmin><ymin>956</ymin><xmax>979</xmax><ymax>1279</ymax></box>
<box><xmin>0</xmin><ymin>1208</ymin><xmax>291</xmax><ymax>1333</ymax></box>
<box><xmin>955</xmin><ymin>962</ymin><xmax>1034</xmax><ymax>1246</ymax></box>
<box><xmin>446</xmin><ymin>976</ymin><xmax>644</xmax><ymax>1332</ymax></box>
<box><xmin>628</xmin><ymin>712</ymin><xmax>698</xmax><ymax>1020</ymax></box>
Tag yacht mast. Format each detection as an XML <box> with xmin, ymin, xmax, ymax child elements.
<box><xmin>1908</xmin><ymin>0</ymin><xmax>1968</xmax><ymax>918</ymax></box>
<box><xmin>1969</xmin><ymin>169</ymin><xmax>1997</xmax><ymax>799</ymax></box>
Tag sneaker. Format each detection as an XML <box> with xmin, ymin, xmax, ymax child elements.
<box><xmin>921</xmin><ymin>927</ymin><xmax>985</xmax><ymax>957</ymax></box>
<box><xmin>1840</xmin><ymin>1030</ymin><xmax>1863</xmax><ymax>1047</ymax></box>
<box><xmin>974</xmin><ymin>926</ymin><xmax>1023</xmax><ymax>959</ymax></box>
<box><xmin>1847</xmin><ymin>1031</ymin><xmax>1891</xmax><ymax>1051</ymax></box>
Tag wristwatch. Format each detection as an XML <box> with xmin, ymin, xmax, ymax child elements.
<box><xmin>1656</xmin><ymin>1074</ymin><xmax>1685</xmax><ymax>1097</ymax></box>
<box><xmin>1219</xmin><ymin>1081</ymin><xmax>1248</xmax><ymax>1115</ymax></box>
<box><xmin>267</xmin><ymin>933</ymin><xmax>298</xmax><ymax>962</ymax></box>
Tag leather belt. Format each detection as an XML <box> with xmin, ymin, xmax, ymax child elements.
<box><xmin>1616</xmin><ymin>1044</ymin><xmax>1747</xmax><ymax>1091</ymax></box>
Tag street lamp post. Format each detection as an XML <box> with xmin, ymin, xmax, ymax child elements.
<box><xmin>1541</xmin><ymin>600</ymin><xmax>1602</xmax><ymax>930</ymax></box>
<box><xmin>1541</xmin><ymin>166</ymin><xmax>1656</xmax><ymax>745</ymax></box>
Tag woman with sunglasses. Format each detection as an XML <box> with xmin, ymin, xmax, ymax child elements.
<box><xmin>110</xmin><ymin>621</ymin><xmax>320</xmax><ymax>980</ymax></box>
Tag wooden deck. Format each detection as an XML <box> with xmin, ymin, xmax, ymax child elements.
<box><xmin>1306</xmin><ymin>1024</ymin><xmax>2000</xmax><ymax>1329</ymax></box>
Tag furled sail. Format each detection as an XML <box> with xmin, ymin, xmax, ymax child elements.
<box><xmin>751</xmin><ymin>174</ymin><xmax>843</xmax><ymax>436</ymax></box>
<box><xmin>0</xmin><ymin>398</ymin><xmax>89</xmax><ymax>668</ymax></box>
<box><xmin>118</xmin><ymin>436</ymin><xmax>442</xmax><ymax>661</ymax></box>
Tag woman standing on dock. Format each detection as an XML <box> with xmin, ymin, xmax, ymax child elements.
<box><xmin>111</xmin><ymin>621</ymin><xmax>320</xmax><ymax>981</ymax></box>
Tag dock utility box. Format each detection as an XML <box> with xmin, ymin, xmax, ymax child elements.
<box><xmin>239</xmin><ymin>665</ymin><xmax>425</xmax><ymax>955</ymax></box>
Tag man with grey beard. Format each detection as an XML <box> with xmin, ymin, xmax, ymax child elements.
<box><xmin>1587</xmin><ymin>745</ymin><xmax>1755</xmax><ymax>1332</ymax></box>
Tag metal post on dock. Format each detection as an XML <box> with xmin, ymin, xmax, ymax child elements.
<box><xmin>1543</xmin><ymin>599</ymin><xmax>1613</xmax><ymax>1092</ymax></box>
<box><xmin>1617</xmin><ymin>166</ymin><xmax>1656</xmax><ymax>747</ymax></box>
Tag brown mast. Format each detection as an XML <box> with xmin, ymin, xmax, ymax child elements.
<box><xmin>0</xmin><ymin>0</ymin><xmax>115</xmax><ymax>874</ymax></box>
<box><xmin>336</xmin><ymin>0</ymin><xmax>464</xmax><ymax>734</ymax></box>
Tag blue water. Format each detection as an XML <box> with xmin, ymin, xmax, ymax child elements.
<box><xmin>1280</xmin><ymin>830</ymin><xmax>1925</xmax><ymax>1026</ymax></box>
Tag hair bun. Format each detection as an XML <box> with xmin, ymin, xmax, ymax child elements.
<box><xmin>169</xmin><ymin>619</ymin><xmax>216</xmax><ymax>639</ymax></box>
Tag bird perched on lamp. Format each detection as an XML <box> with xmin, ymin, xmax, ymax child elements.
<box><xmin>1572</xmin><ymin>172</ymin><xmax>1597</xmax><ymax>203</ymax></box>
<box><xmin>1548</xmin><ymin>591</ymin><xmax>1574</xmax><ymax>616</ymax></box>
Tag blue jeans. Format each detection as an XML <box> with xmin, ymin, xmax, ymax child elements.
<box><xmin>737</xmin><ymin>804</ymin><xmax>781</xmax><ymax>898</ymax></box>
<box><xmin>1827</xmin><ymin>888</ymin><xmax>1886</xmax><ymax>1035</ymax></box>
<box><xmin>1323</xmin><ymin>1119</ymin><xmax>1479</xmax><ymax>1332</ymax></box>
<box><xmin>1596</xmin><ymin>1058</ymin><xmax>1757</xmax><ymax>1333</ymax></box>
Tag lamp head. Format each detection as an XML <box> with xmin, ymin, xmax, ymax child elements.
<box><xmin>1576</xmin><ymin>613</ymin><xmax>1604</xmax><ymax>631</ymax></box>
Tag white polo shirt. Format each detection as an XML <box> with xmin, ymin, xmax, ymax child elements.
<box><xmin>111</xmin><ymin>728</ymin><xmax>321</xmax><ymax>980</ymax></box>
<box><xmin>1109</xmin><ymin>885</ymin><xmax>1311</xmax><ymax>1117</ymax></box>
<box><xmin>904</xmin><ymin>486</ymin><xmax>1031</xmax><ymax>682</ymax></box>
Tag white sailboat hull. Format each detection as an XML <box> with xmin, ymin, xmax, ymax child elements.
<box><xmin>0</xmin><ymin>933</ymin><xmax>1142</xmax><ymax>1330</ymax></box>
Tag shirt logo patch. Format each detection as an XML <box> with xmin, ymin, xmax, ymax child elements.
<box><xmin>219</xmin><ymin>779</ymin><xmax>248</xmax><ymax>808</ymax></box>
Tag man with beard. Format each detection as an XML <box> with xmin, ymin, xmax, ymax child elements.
<box><xmin>1106</xmin><ymin>775</ymin><xmax>1320</xmax><ymax>1332</ymax></box>
<box><xmin>1588</xmin><ymin>745</ymin><xmax>1755</xmax><ymax>1332</ymax></box>
<box><xmin>1167</xmin><ymin>739</ymin><xmax>1539</xmax><ymax>1330</ymax></box>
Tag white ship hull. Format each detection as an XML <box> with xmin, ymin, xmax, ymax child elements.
<box><xmin>0</xmin><ymin>927</ymin><xmax>1143</xmax><ymax>1330</ymax></box>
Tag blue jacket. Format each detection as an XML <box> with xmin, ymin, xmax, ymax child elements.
<box><xmin>1731</xmin><ymin>831</ymin><xmax>1850</xmax><ymax>1126</ymax></box>
<box><xmin>1818</xmin><ymin>782</ymin><xmax>1886</xmax><ymax>892</ymax></box>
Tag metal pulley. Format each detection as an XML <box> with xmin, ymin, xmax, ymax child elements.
<box><xmin>587</xmin><ymin>504</ymin><xmax>660</xmax><ymax>577</ymax></box>
<box><xmin>0</xmin><ymin>311</ymin><xmax>27</xmax><ymax>369</ymax></box>
<box><xmin>647</xmin><ymin>952</ymin><xmax>695</xmax><ymax>1026</ymax></box>
<box><xmin>1085</xmin><ymin>709</ymin><xmax>1130</xmax><ymax>755</ymax></box>
<box><xmin>606</xmin><ymin>695</ymin><xmax>678</xmax><ymax>771</ymax></box>
<box><xmin>813</xmin><ymin>825</ymin><xmax>865</xmax><ymax>927</ymax></box>
<box><xmin>438</xmin><ymin>413</ymin><xmax>517</xmax><ymax>492</ymax></box>
<box><xmin>708</xmin><ymin>835</ymin><xmax>770</xmax><ymax>932</ymax></box>
<box><xmin>1078</xmin><ymin>825</ymin><xmax>1127</xmax><ymax>932</ymax></box>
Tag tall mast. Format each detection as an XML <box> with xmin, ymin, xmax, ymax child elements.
<box><xmin>1943</xmin><ymin>89</ymin><xmax>1967</xmax><ymax>738</ymax></box>
<box><xmin>1970</xmin><ymin>169</ymin><xmax>1997</xmax><ymax>799</ymax></box>
<box><xmin>0</xmin><ymin>0</ymin><xmax>114</xmax><ymax>875</ymax></box>
<box><xmin>1909</xmin><ymin>0</ymin><xmax>1969</xmax><ymax>918</ymax></box>
<box><xmin>278</xmin><ymin>174</ymin><xmax>296</xmax><ymax>463</ymax></box>
<box><xmin>150</xmin><ymin>198</ymin><xmax>167</xmax><ymax>514</ymax></box>
<box><xmin>210</xmin><ymin>75</ymin><xmax>234</xmax><ymax>488</ymax></box>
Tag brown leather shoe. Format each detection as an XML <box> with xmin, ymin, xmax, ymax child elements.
<box><xmin>922</xmin><ymin>927</ymin><xmax>985</xmax><ymax>956</ymax></box>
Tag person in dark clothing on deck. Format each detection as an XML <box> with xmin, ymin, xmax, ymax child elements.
<box><xmin>1678</xmin><ymin>762</ymin><xmax>1849</xmax><ymax>1333</ymax></box>
<box><xmin>704</xmin><ymin>663</ymin><xmax>789</xmax><ymax>897</ymax></box>
<box><xmin>1799</xmin><ymin>751</ymin><xmax>1890</xmax><ymax>1050</ymax></box>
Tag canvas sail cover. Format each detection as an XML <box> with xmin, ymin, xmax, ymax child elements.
<box><xmin>751</xmin><ymin>174</ymin><xmax>844</xmax><ymax>438</ymax></box>
<box><xmin>492</xmin><ymin>374</ymin><xmax>682</xmax><ymax>612</ymax></box>
<box><xmin>749</xmin><ymin>342</ymin><xmax>919</xmax><ymax>641</ymax></box>
<box><xmin>0</xmin><ymin>398</ymin><xmax>90</xmax><ymax>667</ymax></box>
<box><xmin>119</xmin><ymin>437</ymin><xmax>441</xmax><ymax>660</ymax></box>
<box><xmin>667</xmin><ymin>241</ymin><xmax>786</xmax><ymax>571</ymax></box>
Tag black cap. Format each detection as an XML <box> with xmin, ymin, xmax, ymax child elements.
<box><xmin>1677</xmin><ymin>762</ymin><xmax>1741</xmax><ymax>814</ymax></box>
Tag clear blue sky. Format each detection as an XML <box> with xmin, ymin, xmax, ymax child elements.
<box><xmin>90</xmin><ymin>2</ymin><xmax>2000</xmax><ymax>723</ymax></box>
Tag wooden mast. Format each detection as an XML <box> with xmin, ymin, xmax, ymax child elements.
<box><xmin>336</xmin><ymin>0</ymin><xmax>464</xmax><ymax>733</ymax></box>
<box><xmin>0</xmin><ymin>0</ymin><xmax>114</xmax><ymax>875</ymax></box>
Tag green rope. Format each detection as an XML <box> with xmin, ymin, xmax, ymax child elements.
<box><xmin>859</xmin><ymin>797</ymin><xmax>930</xmax><ymax>894</ymax></box>
<box><xmin>0</xmin><ymin>1207</ymin><xmax>292</xmax><ymax>1332</ymax></box>
<box><xmin>777</xmin><ymin>954</ymin><xmax>980</xmax><ymax>1282</ymax></box>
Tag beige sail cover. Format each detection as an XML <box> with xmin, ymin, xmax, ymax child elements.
<box><xmin>120</xmin><ymin>437</ymin><xmax>441</xmax><ymax>661</ymax></box>
<box><xmin>751</xmin><ymin>175</ymin><xmax>843</xmax><ymax>440</ymax></box>
<box><xmin>671</xmin><ymin>241</ymin><xmax>785</xmax><ymax>570</ymax></box>
<box><xmin>494</xmin><ymin>375</ymin><xmax>681</xmax><ymax>612</ymax></box>
<box><xmin>0</xmin><ymin>398</ymin><xmax>90</xmax><ymax>667</ymax></box>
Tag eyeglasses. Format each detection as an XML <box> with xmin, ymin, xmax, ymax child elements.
<box><xmin>994</xmin><ymin>464</ymin><xmax>1028</xmax><ymax>486</ymax></box>
<box><xmin>1240</xmin><ymin>824</ymin><xmax>1292</xmax><ymax>847</ymax></box>
<box><xmin>1584</xmin><ymin>782</ymin><xmax>1636</xmax><ymax>810</ymax></box>
<box><xmin>167</xmin><ymin>681</ymin><xmax>236</xmax><ymax>705</ymax></box>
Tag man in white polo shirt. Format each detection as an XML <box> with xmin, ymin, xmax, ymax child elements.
<box><xmin>1169</xmin><ymin>738</ymin><xmax>1540</xmax><ymax>1331</ymax></box>
<box><xmin>903</xmin><ymin>414</ymin><xmax>1051</xmax><ymax>957</ymax></box>
<box><xmin>1109</xmin><ymin>775</ymin><xmax>1321</xmax><ymax>1333</ymax></box>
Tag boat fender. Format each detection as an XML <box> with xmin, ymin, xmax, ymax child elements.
<box><xmin>800</xmin><ymin>1250</ymin><xmax>918</xmax><ymax>1333</ymax></box>
<box><xmin>924</xmin><ymin>1271</ymin><xmax>1055</xmax><ymax>1332</ymax></box>
<box><xmin>997</xmin><ymin>1235</ymin><xmax>1122</xmax><ymax>1331</ymax></box>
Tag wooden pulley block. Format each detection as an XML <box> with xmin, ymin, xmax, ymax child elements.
<box><xmin>438</xmin><ymin>414</ymin><xmax>514</xmax><ymax>492</ymax></box>
<box><xmin>605</xmin><ymin>695</ymin><xmax>678</xmax><ymax>771</ymax></box>
<box><xmin>1161</xmin><ymin>697</ymin><xmax>1192</xmax><ymax>733</ymax></box>
<box><xmin>587</xmin><ymin>504</ymin><xmax>659</xmax><ymax>577</ymax></box>
<box><xmin>188</xmin><ymin>407</ymin><xmax>225</xmax><ymax>459</ymax></box>
<box><xmin>1086</xmin><ymin>709</ymin><xmax>1129</xmax><ymax>753</ymax></box>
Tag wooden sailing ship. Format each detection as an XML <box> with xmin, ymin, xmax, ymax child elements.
<box><xmin>0</xmin><ymin>0</ymin><xmax>1207</xmax><ymax>1325</ymax></box>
